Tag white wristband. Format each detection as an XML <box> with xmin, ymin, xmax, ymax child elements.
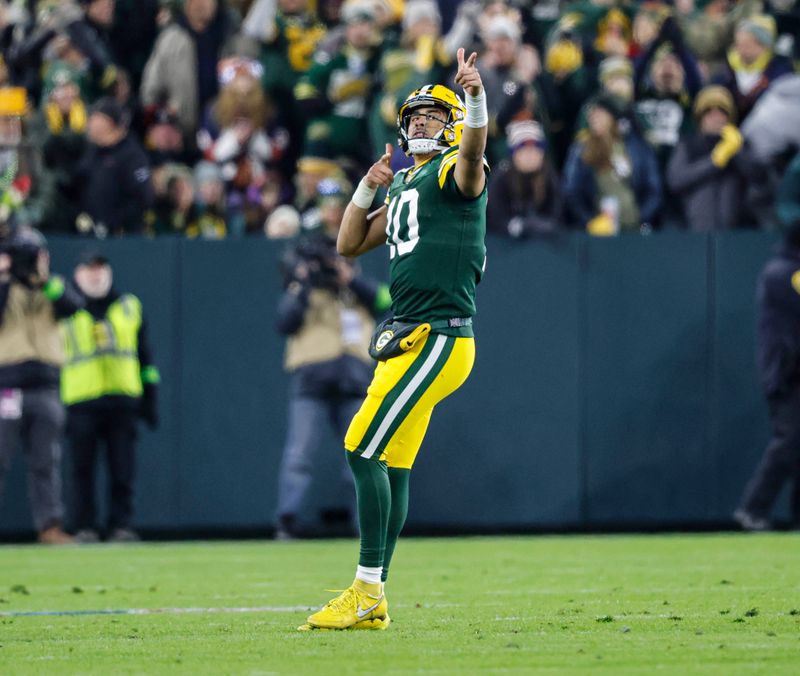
<box><xmin>351</xmin><ymin>178</ymin><xmax>377</xmax><ymax>209</ymax></box>
<box><xmin>465</xmin><ymin>91</ymin><xmax>488</xmax><ymax>128</ymax></box>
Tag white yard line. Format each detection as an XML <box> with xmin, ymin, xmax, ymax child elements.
<box><xmin>0</xmin><ymin>605</ymin><xmax>313</xmax><ymax>618</ymax></box>
<box><xmin>0</xmin><ymin>601</ymin><xmax>467</xmax><ymax>618</ymax></box>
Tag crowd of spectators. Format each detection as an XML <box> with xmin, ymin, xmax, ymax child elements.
<box><xmin>0</xmin><ymin>0</ymin><xmax>797</xmax><ymax>242</ymax></box>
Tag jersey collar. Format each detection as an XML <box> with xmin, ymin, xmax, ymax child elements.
<box><xmin>404</xmin><ymin>150</ymin><xmax>445</xmax><ymax>182</ymax></box>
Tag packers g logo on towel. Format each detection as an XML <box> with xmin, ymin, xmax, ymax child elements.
<box><xmin>375</xmin><ymin>330</ymin><xmax>394</xmax><ymax>352</ymax></box>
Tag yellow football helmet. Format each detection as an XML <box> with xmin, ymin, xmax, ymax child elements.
<box><xmin>397</xmin><ymin>84</ymin><xmax>465</xmax><ymax>155</ymax></box>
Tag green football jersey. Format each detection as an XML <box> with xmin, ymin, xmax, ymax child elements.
<box><xmin>384</xmin><ymin>147</ymin><xmax>488</xmax><ymax>336</ymax></box>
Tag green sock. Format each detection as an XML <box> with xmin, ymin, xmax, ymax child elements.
<box><xmin>346</xmin><ymin>451</ymin><xmax>390</xmax><ymax>568</ymax></box>
<box><xmin>382</xmin><ymin>467</ymin><xmax>411</xmax><ymax>583</ymax></box>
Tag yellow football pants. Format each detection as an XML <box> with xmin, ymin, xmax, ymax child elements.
<box><xmin>344</xmin><ymin>333</ymin><xmax>475</xmax><ymax>469</ymax></box>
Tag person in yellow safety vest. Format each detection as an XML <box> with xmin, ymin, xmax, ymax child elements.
<box><xmin>61</xmin><ymin>251</ymin><xmax>160</xmax><ymax>544</ymax></box>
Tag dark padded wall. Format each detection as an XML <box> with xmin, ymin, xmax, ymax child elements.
<box><xmin>0</xmin><ymin>233</ymin><xmax>783</xmax><ymax>535</ymax></box>
<box><xmin>582</xmin><ymin>234</ymin><xmax>714</xmax><ymax>523</ymax></box>
<box><xmin>407</xmin><ymin>237</ymin><xmax>583</xmax><ymax>528</ymax></box>
<box><xmin>175</xmin><ymin>240</ymin><xmax>285</xmax><ymax>527</ymax></box>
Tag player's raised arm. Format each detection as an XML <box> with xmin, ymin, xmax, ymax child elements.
<box><xmin>337</xmin><ymin>143</ymin><xmax>393</xmax><ymax>257</ymax></box>
<box><xmin>453</xmin><ymin>47</ymin><xmax>488</xmax><ymax>198</ymax></box>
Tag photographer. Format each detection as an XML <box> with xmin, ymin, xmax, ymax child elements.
<box><xmin>273</xmin><ymin>180</ymin><xmax>391</xmax><ymax>539</ymax></box>
<box><xmin>0</xmin><ymin>226</ymin><xmax>84</xmax><ymax>544</ymax></box>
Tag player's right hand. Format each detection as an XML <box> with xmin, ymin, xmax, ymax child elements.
<box><xmin>365</xmin><ymin>143</ymin><xmax>394</xmax><ymax>190</ymax></box>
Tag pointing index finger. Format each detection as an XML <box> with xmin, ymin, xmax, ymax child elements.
<box><xmin>467</xmin><ymin>51</ymin><xmax>477</xmax><ymax>68</ymax></box>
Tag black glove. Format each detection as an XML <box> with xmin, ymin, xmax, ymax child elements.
<box><xmin>140</xmin><ymin>384</ymin><xmax>159</xmax><ymax>430</ymax></box>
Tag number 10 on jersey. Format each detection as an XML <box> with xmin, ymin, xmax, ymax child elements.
<box><xmin>386</xmin><ymin>188</ymin><xmax>421</xmax><ymax>259</ymax></box>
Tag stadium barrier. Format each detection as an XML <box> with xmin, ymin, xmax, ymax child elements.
<box><xmin>0</xmin><ymin>232</ymin><xmax>789</xmax><ymax>535</ymax></box>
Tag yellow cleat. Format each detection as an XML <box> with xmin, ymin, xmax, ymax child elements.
<box><xmin>303</xmin><ymin>579</ymin><xmax>389</xmax><ymax>630</ymax></box>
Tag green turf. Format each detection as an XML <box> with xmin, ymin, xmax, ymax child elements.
<box><xmin>0</xmin><ymin>533</ymin><xmax>798</xmax><ymax>674</ymax></box>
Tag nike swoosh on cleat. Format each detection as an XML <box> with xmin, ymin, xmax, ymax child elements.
<box><xmin>356</xmin><ymin>596</ymin><xmax>384</xmax><ymax>619</ymax></box>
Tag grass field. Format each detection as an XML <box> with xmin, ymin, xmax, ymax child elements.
<box><xmin>0</xmin><ymin>533</ymin><xmax>798</xmax><ymax>674</ymax></box>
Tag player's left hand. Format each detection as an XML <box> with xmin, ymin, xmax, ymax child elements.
<box><xmin>364</xmin><ymin>144</ymin><xmax>395</xmax><ymax>190</ymax></box>
<box><xmin>455</xmin><ymin>47</ymin><xmax>483</xmax><ymax>97</ymax></box>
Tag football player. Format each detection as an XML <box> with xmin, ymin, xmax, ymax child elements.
<box><xmin>299</xmin><ymin>47</ymin><xmax>489</xmax><ymax>631</ymax></box>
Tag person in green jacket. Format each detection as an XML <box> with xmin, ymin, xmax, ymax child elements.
<box><xmin>294</xmin><ymin>1</ymin><xmax>383</xmax><ymax>172</ymax></box>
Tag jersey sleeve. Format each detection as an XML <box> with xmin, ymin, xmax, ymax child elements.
<box><xmin>437</xmin><ymin>147</ymin><xmax>491</xmax><ymax>196</ymax></box>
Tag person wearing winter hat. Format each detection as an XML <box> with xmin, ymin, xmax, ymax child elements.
<box><xmin>74</xmin><ymin>96</ymin><xmax>152</xmax><ymax>236</ymax></box>
<box><xmin>563</xmin><ymin>92</ymin><xmax>662</xmax><ymax>234</ymax></box>
<box><xmin>715</xmin><ymin>14</ymin><xmax>794</xmax><ymax>121</ymax></box>
<box><xmin>64</xmin><ymin>0</ymin><xmax>119</xmax><ymax>101</ymax></box>
<box><xmin>693</xmin><ymin>85</ymin><xmax>737</xmax><ymax>126</ymax></box>
<box><xmin>487</xmin><ymin>120</ymin><xmax>563</xmax><ymax>238</ymax></box>
<box><xmin>544</xmin><ymin>32</ymin><xmax>583</xmax><ymax>81</ymax></box>
<box><xmin>146</xmin><ymin>161</ymin><xmax>196</xmax><ymax>235</ymax></box>
<box><xmin>27</xmin><ymin>61</ymin><xmax>89</xmax><ymax>233</ymax></box>
<box><xmin>594</xmin><ymin>7</ymin><xmax>633</xmax><ymax>59</ymax></box>
<box><xmin>599</xmin><ymin>56</ymin><xmax>634</xmax><ymax>104</ymax></box>
<box><xmin>143</xmin><ymin>104</ymin><xmax>195</xmax><ymax>168</ymax></box>
<box><xmin>41</xmin><ymin>62</ymin><xmax>87</xmax><ymax>115</ymax></box>
<box><xmin>666</xmin><ymin>85</ymin><xmax>770</xmax><ymax>231</ymax></box>
<box><xmin>632</xmin><ymin>26</ymin><xmax>698</xmax><ymax>229</ymax></box>
<box><xmin>633</xmin><ymin>15</ymin><xmax>702</xmax><ymax>183</ymax></box>
<box><xmin>293</xmin><ymin>0</ymin><xmax>382</xmax><ymax>169</ymax></box>
<box><xmin>631</xmin><ymin>1</ymin><xmax>671</xmax><ymax>56</ymax></box>
<box><xmin>86</xmin><ymin>96</ymin><xmax>122</xmax><ymax>132</ymax></box>
<box><xmin>586</xmin><ymin>91</ymin><xmax>628</xmax><ymax>124</ymax></box>
<box><xmin>506</xmin><ymin>119</ymin><xmax>547</xmax><ymax>152</ymax></box>
<box><xmin>402</xmin><ymin>0</ymin><xmax>441</xmax><ymax>34</ymax></box>
<box><xmin>539</xmin><ymin>20</ymin><xmax>597</xmax><ymax>168</ymax></box>
<box><xmin>478</xmin><ymin>11</ymin><xmax>539</xmax><ymax>162</ymax></box>
<box><xmin>568</xmin><ymin>58</ymin><xmax>636</xmax><ymax>154</ymax></box>
<box><xmin>185</xmin><ymin>160</ymin><xmax>227</xmax><ymax>239</ymax></box>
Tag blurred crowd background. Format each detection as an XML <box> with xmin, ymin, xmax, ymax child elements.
<box><xmin>0</xmin><ymin>0</ymin><xmax>796</xmax><ymax>242</ymax></box>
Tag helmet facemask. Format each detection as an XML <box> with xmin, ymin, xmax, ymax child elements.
<box><xmin>401</xmin><ymin>106</ymin><xmax>454</xmax><ymax>155</ymax></box>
